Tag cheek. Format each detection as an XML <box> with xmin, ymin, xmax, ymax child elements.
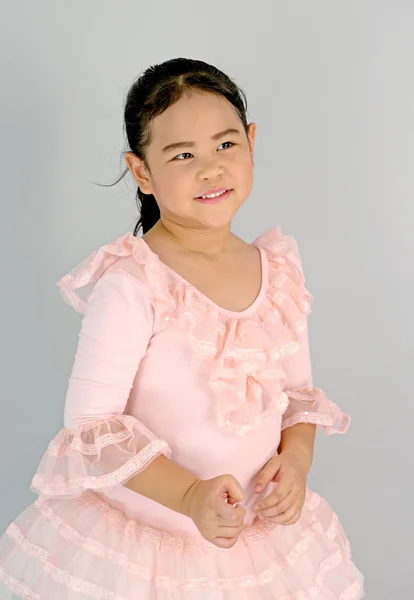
<box><xmin>153</xmin><ymin>170</ymin><xmax>181</xmax><ymax>200</ymax></box>
<box><xmin>153</xmin><ymin>169</ymin><xmax>196</xmax><ymax>212</ymax></box>
<box><xmin>235</xmin><ymin>157</ymin><xmax>254</xmax><ymax>191</ymax></box>
<box><xmin>161</xmin><ymin>166</ymin><xmax>193</xmax><ymax>192</ymax></box>
<box><xmin>233</xmin><ymin>152</ymin><xmax>253</xmax><ymax>176</ymax></box>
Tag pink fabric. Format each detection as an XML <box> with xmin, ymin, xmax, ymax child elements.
<box><xmin>0</xmin><ymin>490</ymin><xmax>363</xmax><ymax>599</ymax></box>
<box><xmin>0</xmin><ymin>226</ymin><xmax>363</xmax><ymax>599</ymax></box>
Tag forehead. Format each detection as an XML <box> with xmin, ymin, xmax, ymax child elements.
<box><xmin>149</xmin><ymin>92</ymin><xmax>240</xmax><ymax>147</ymax></box>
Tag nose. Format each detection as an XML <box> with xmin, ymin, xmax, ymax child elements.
<box><xmin>197</xmin><ymin>156</ymin><xmax>225</xmax><ymax>180</ymax></box>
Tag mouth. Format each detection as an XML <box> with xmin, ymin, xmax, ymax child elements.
<box><xmin>195</xmin><ymin>189</ymin><xmax>233</xmax><ymax>204</ymax></box>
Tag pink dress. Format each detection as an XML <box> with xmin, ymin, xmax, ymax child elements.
<box><xmin>0</xmin><ymin>226</ymin><xmax>364</xmax><ymax>599</ymax></box>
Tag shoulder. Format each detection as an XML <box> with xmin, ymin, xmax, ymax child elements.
<box><xmin>253</xmin><ymin>225</ymin><xmax>304</xmax><ymax>271</ymax></box>
<box><xmin>253</xmin><ymin>225</ymin><xmax>313</xmax><ymax>314</ymax></box>
<box><xmin>56</xmin><ymin>233</ymin><xmax>155</xmax><ymax>314</ymax></box>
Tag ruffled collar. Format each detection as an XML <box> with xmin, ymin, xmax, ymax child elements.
<box><xmin>58</xmin><ymin>226</ymin><xmax>313</xmax><ymax>436</ymax></box>
<box><xmin>139</xmin><ymin>237</ymin><xmax>270</xmax><ymax>319</ymax></box>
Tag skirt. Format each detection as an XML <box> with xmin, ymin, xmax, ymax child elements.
<box><xmin>0</xmin><ymin>488</ymin><xmax>364</xmax><ymax>599</ymax></box>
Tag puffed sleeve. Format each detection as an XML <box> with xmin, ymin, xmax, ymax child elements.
<box><xmin>279</xmin><ymin>240</ymin><xmax>351</xmax><ymax>435</ymax></box>
<box><xmin>31</xmin><ymin>268</ymin><xmax>171</xmax><ymax>498</ymax></box>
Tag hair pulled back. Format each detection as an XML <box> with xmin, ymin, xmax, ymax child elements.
<box><xmin>98</xmin><ymin>58</ymin><xmax>249</xmax><ymax>235</ymax></box>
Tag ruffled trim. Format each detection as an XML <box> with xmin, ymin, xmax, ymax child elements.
<box><xmin>186</xmin><ymin>226</ymin><xmax>316</xmax><ymax>436</ymax></box>
<box><xmin>57</xmin><ymin>233</ymin><xmax>170</xmax><ymax>315</ymax></box>
<box><xmin>282</xmin><ymin>387</ymin><xmax>351</xmax><ymax>434</ymax></box>
<box><xmin>57</xmin><ymin>227</ymin><xmax>348</xmax><ymax>437</ymax></box>
<box><xmin>30</xmin><ymin>415</ymin><xmax>171</xmax><ymax>498</ymax></box>
<box><xmin>0</xmin><ymin>489</ymin><xmax>364</xmax><ymax>598</ymax></box>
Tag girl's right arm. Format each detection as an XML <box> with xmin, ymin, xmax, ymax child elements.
<box><xmin>66</xmin><ymin>268</ymin><xmax>207</xmax><ymax>515</ymax></box>
<box><xmin>33</xmin><ymin>267</ymin><xmax>245</xmax><ymax>547</ymax></box>
<box><xmin>125</xmin><ymin>455</ymin><xmax>246</xmax><ymax>549</ymax></box>
<box><xmin>123</xmin><ymin>453</ymin><xmax>200</xmax><ymax>516</ymax></box>
<box><xmin>33</xmin><ymin>268</ymin><xmax>191</xmax><ymax>502</ymax></box>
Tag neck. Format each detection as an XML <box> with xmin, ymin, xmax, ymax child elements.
<box><xmin>150</xmin><ymin>218</ymin><xmax>234</xmax><ymax>257</ymax></box>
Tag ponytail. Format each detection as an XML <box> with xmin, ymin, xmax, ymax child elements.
<box><xmin>134</xmin><ymin>189</ymin><xmax>160</xmax><ymax>236</ymax></box>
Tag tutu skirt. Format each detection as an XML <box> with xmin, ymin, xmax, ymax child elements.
<box><xmin>0</xmin><ymin>488</ymin><xmax>363</xmax><ymax>599</ymax></box>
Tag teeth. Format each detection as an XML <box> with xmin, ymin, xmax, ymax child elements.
<box><xmin>201</xmin><ymin>190</ymin><xmax>227</xmax><ymax>199</ymax></box>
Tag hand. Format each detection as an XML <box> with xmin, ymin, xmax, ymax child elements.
<box><xmin>183</xmin><ymin>475</ymin><xmax>246</xmax><ymax>549</ymax></box>
<box><xmin>252</xmin><ymin>451</ymin><xmax>308</xmax><ymax>526</ymax></box>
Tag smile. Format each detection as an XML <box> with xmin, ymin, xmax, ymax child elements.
<box><xmin>195</xmin><ymin>189</ymin><xmax>232</xmax><ymax>204</ymax></box>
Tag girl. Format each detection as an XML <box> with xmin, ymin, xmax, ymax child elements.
<box><xmin>0</xmin><ymin>58</ymin><xmax>364</xmax><ymax>599</ymax></box>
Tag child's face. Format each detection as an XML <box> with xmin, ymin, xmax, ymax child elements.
<box><xmin>126</xmin><ymin>91</ymin><xmax>256</xmax><ymax>230</ymax></box>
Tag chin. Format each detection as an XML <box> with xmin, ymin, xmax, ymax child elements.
<box><xmin>195</xmin><ymin>200</ymin><xmax>245</xmax><ymax>225</ymax></box>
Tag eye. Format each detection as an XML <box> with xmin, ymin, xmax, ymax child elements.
<box><xmin>172</xmin><ymin>142</ymin><xmax>235</xmax><ymax>161</ymax></box>
<box><xmin>174</xmin><ymin>152</ymin><xmax>193</xmax><ymax>161</ymax></box>
<box><xmin>218</xmin><ymin>141</ymin><xmax>235</xmax><ymax>150</ymax></box>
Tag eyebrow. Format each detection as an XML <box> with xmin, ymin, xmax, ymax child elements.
<box><xmin>161</xmin><ymin>128</ymin><xmax>242</xmax><ymax>153</ymax></box>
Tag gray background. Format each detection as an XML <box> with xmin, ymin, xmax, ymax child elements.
<box><xmin>1</xmin><ymin>1</ymin><xmax>413</xmax><ymax>597</ymax></box>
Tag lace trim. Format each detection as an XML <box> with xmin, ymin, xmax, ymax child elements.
<box><xmin>282</xmin><ymin>411</ymin><xmax>340</xmax><ymax>432</ymax></box>
<box><xmin>281</xmin><ymin>411</ymin><xmax>350</xmax><ymax>434</ymax></box>
<box><xmin>56</xmin><ymin>228</ymin><xmax>317</xmax><ymax>437</ymax></box>
<box><xmin>78</xmin><ymin>490</ymin><xmax>326</xmax><ymax>549</ymax></box>
<box><xmin>4</xmin><ymin>496</ymin><xmax>362</xmax><ymax>594</ymax></box>
<box><xmin>30</xmin><ymin>494</ymin><xmax>324</xmax><ymax>560</ymax></box>
<box><xmin>340</xmin><ymin>580</ymin><xmax>364</xmax><ymax>600</ymax></box>
<box><xmin>279</xmin><ymin>549</ymin><xmax>343</xmax><ymax>600</ymax></box>
<box><xmin>281</xmin><ymin>385</ymin><xmax>351</xmax><ymax>435</ymax></box>
<box><xmin>0</xmin><ymin>529</ymin><xmax>363</xmax><ymax>597</ymax></box>
<box><xmin>0</xmin><ymin>567</ymin><xmax>39</xmax><ymax>600</ymax></box>
<box><xmin>48</xmin><ymin>419</ymin><xmax>139</xmax><ymax>457</ymax></box>
<box><xmin>34</xmin><ymin>492</ymin><xmax>281</xmax><ymax>553</ymax></box>
<box><xmin>1</xmin><ymin>559</ymin><xmax>127</xmax><ymax>600</ymax></box>
<box><xmin>47</xmin><ymin>415</ymin><xmax>155</xmax><ymax>457</ymax></box>
<box><xmin>56</xmin><ymin>227</ymin><xmax>350</xmax><ymax>438</ymax></box>
<box><xmin>31</xmin><ymin>439</ymin><xmax>170</xmax><ymax>496</ymax></box>
<box><xmin>6</xmin><ymin>517</ymin><xmax>317</xmax><ymax>586</ymax></box>
<box><xmin>326</xmin><ymin>512</ymin><xmax>340</xmax><ymax>540</ymax></box>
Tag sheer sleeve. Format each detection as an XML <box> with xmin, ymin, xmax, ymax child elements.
<box><xmin>31</xmin><ymin>268</ymin><xmax>171</xmax><ymax>498</ymax></box>
<box><xmin>279</xmin><ymin>246</ymin><xmax>350</xmax><ymax>435</ymax></box>
<box><xmin>280</xmin><ymin>323</ymin><xmax>350</xmax><ymax>434</ymax></box>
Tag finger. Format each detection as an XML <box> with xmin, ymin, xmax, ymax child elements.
<box><xmin>282</xmin><ymin>496</ymin><xmax>305</xmax><ymax>524</ymax></box>
<box><xmin>216</xmin><ymin>500</ymin><xmax>245</xmax><ymax>523</ymax></box>
<box><xmin>283</xmin><ymin>513</ymin><xmax>301</xmax><ymax>526</ymax></box>
<box><xmin>216</xmin><ymin>498</ymin><xmax>238</xmax><ymax>520</ymax></box>
<box><xmin>257</xmin><ymin>491</ymin><xmax>295</xmax><ymax>518</ymax></box>
<box><xmin>254</xmin><ymin>457</ymin><xmax>281</xmax><ymax>492</ymax></box>
<box><xmin>227</xmin><ymin>497</ymin><xmax>244</xmax><ymax>509</ymax></box>
<box><xmin>224</xmin><ymin>477</ymin><xmax>245</xmax><ymax>504</ymax></box>
<box><xmin>253</xmin><ymin>481</ymin><xmax>292</xmax><ymax>510</ymax></box>
<box><xmin>218</xmin><ymin>504</ymin><xmax>246</xmax><ymax>527</ymax></box>
<box><xmin>252</xmin><ymin>515</ymin><xmax>264</xmax><ymax>526</ymax></box>
<box><xmin>270</xmin><ymin>470</ymin><xmax>297</xmax><ymax>498</ymax></box>
<box><xmin>271</xmin><ymin>491</ymin><xmax>297</xmax><ymax>515</ymax></box>
<box><xmin>270</xmin><ymin>505</ymin><xmax>301</xmax><ymax>525</ymax></box>
<box><xmin>233</xmin><ymin>504</ymin><xmax>246</xmax><ymax>520</ymax></box>
<box><xmin>216</xmin><ymin>523</ymin><xmax>246</xmax><ymax>538</ymax></box>
<box><xmin>271</xmin><ymin>489</ymin><xmax>303</xmax><ymax>514</ymax></box>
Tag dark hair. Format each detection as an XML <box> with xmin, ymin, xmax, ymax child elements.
<box><xmin>96</xmin><ymin>58</ymin><xmax>250</xmax><ymax>235</ymax></box>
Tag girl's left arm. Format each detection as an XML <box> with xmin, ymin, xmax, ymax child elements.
<box><xmin>252</xmin><ymin>239</ymin><xmax>350</xmax><ymax>523</ymax></box>
<box><xmin>277</xmin><ymin>422</ymin><xmax>316</xmax><ymax>475</ymax></box>
<box><xmin>279</xmin><ymin>323</ymin><xmax>350</xmax><ymax>436</ymax></box>
<box><xmin>252</xmin><ymin>422</ymin><xmax>316</xmax><ymax>525</ymax></box>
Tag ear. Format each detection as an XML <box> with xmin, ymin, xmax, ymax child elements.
<box><xmin>247</xmin><ymin>122</ymin><xmax>256</xmax><ymax>165</ymax></box>
<box><xmin>124</xmin><ymin>152</ymin><xmax>153</xmax><ymax>195</ymax></box>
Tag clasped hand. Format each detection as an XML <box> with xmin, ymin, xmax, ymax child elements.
<box><xmin>252</xmin><ymin>451</ymin><xmax>308</xmax><ymax>525</ymax></box>
<box><xmin>185</xmin><ymin>451</ymin><xmax>308</xmax><ymax>549</ymax></box>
